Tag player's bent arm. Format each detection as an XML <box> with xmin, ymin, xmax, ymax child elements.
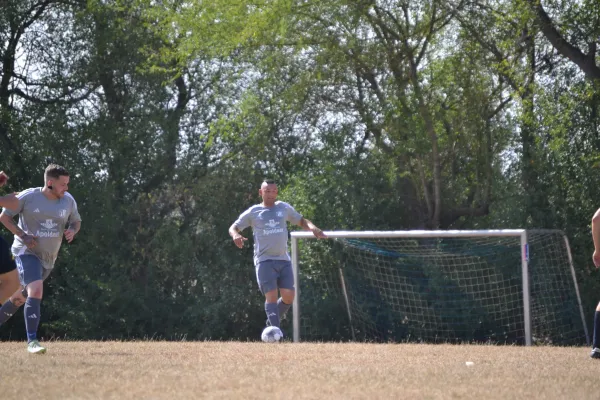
<box><xmin>229</xmin><ymin>224</ymin><xmax>242</xmax><ymax>238</ymax></box>
<box><xmin>69</xmin><ymin>220</ymin><xmax>81</xmax><ymax>234</ymax></box>
<box><xmin>297</xmin><ymin>217</ymin><xmax>326</xmax><ymax>238</ymax></box>
<box><xmin>0</xmin><ymin>211</ymin><xmax>26</xmax><ymax>238</ymax></box>
<box><xmin>229</xmin><ymin>223</ymin><xmax>248</xmax><ymax>248</ymax></box>
<box><xmin>0</xmin><ymin>171</ymin><xmax>8</xmax><ymax>187</ymax></box>
<box><xmin>593</xmin><ymin>209</ymin><xmax>600</xmax><ymax>252</ymax></box>
<box><xmin>0</xmin><ymin>193</ymin><xmax>18</xmax><ymax>210</ymax></box>
<box><xmin>298</xmin><ymin>217</ymin><xmax>317</xmax><ymax>231</ymax></box>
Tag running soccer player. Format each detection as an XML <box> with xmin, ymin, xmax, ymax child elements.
<box><xmin>0</xmin><ymin>164</ymin><xmax>81</xmax><ymax>354</ymax></box>
<box><xmin>0</xmin><ymin>170</ymin><xmax>20</xmax><ymax>302</ymax></box>
<box><xmin>229</xmin><ymin>179</ymin><xmax>326</xmax><ymax>333</ymax></box>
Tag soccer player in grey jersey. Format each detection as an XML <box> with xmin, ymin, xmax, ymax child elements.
<box><xmin>0</xmin><ymin>164</ymin><xmax>81</xmax><ymax>354</ymax></box>
<box><xmin>229</xmin><ymin>179</ymin><xmax>326</xmax><ymax>333</ymax></box>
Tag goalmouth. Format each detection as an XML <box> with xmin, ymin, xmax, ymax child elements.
<box><xmin>290</xmin><ymin>230</ymin><xmax>589</xmax><ymax>345</ymax></box>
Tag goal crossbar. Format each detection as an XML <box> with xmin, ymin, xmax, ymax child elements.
<box><xmin>292</xmin><ymin>229</ymin><xmax>527</xmax><ymax>239</ymax></box>
<box><xmin>290</xmin><ymin>229</ymin><xmax>588</xmax><ymax>345</ymax></box>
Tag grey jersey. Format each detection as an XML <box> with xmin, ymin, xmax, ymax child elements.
<box><xmin>234</xmin><ymin>201</ymin><xmax>303</xmax><ymax>265</ymax></box>
<box><xmin>2</xmin><ymin>187</ymin><xmax>81</xmax><ymax>270</ymax></box>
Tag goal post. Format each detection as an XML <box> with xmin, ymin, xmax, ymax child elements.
<box><xmin>290</xmin><ymin>230</ymin><xmax>589</xmax><ymax>345</ymax></box>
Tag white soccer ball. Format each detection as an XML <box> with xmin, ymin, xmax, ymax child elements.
<box><xmin>261</xmin><ymin>326</ymin><xmax>283</xmax><ymax>343</ymax></box>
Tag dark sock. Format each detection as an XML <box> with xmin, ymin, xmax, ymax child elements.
<box><xmin>24</xmin><ymin>297</ymin><xmax>41</xmax><ymax>343</ymax></box>
<box><xmin>278</xmin><ymin>297</ymin><xmax>292</xmax><ymax>319</ymax></box>
<box><xmin>594</xmin><ymin>310</ymin><xmax>600</xmax><ymax>349</ymax></box>
<box><xmin>265</xmin><ymin>302</ymin><xmax>280</xmax><ymax>327</ymax></box>
<box><xmin>0</xmin><ymin>299</ymin><xmax>21</xmax><ymax>325</ymax></box>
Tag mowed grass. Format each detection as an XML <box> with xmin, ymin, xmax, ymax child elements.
<box><xmin>0</xmin><ymin>341</ymin><xmax>598</xmax><ymax>399</ymax></box>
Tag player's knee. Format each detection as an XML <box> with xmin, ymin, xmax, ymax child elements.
<box><xmin>26</xmin><ymin>281</ymin><xmax>43</xmax><ymax>298</ymax></box>
<box><xmin>0</xmin><ymin>270</ymin><xmax>20</xmax><ymax>297</ymax></box>
<box><xmin>281</xmin><ymin>291</ymin><xmax>295</xmax><ymax>304</ymax></box>
<box><xmin>264</xmin><ymin>290</ymin><xmax>278</xmax><ymax>303</ymax></box>
<box><xmin>12</xmin><ymin>297</ymin><xmax>25</xmax><ymax>307</ymax></box>
<box><xmin>280</xmin><ymin>287</ymin><xmax>295</xmax><ymax>302</ymax></box>
<box><xmin>28</xmin><ymin>289</ymin><xmax>43</xmax><ymax>298</ymax></box>
<box><xmin>10</xmin><ymin>290</ymin><xmax>26</xmax><ymax>307</ymax></box>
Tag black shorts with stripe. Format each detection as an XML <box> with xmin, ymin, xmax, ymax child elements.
<box><xmin>0</xmin><ymin>236</ymin><xmax>16</xmax><ymax>274</ymax></box>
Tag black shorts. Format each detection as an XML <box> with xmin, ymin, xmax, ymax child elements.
<box><xmin>0</xmin><ymin>236</ymin><xmax>16</xmax><ymax>274</ymax></box>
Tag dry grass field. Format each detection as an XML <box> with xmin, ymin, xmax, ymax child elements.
<box><xmin>0</xmin><ymin>341</ymin><xmax>598</xmax><ymax>399</ymax></box>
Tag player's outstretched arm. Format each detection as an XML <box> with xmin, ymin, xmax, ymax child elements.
<box><xmin>229</xmin><ymin>224</ymin><xmax>248</xmax><ymax>248</ymax></box>
<box><xmin>0</xmin><ymin>171</ymin><xmax>8</xmax><ymax>187</ymax></box>
<box><xmin>0</xmin><ymin>211</ymin><xmax>25</xmax><ymax>238</ymax></box>
<box><xmin>592</xmin><ymin>208</ymin><xmax>600</xmax><ymax>267</ymax></box>
<box><xmin>0</xmin><ymin>211</ymin><xmax>37</xmax><ymax>248</ymax></box>
<box><xmin>0</xmin><ymin>171</ymin><xmax>18</xmax><ymax>210</ymax></box>
<box><xmin>298</xmin><ymin>218</ymin><xmax>327</xmax><ymax>239</ymax></box>
<box><xmin>0</xmin><ymin>193</ymin><xmax>18</xmax><ymax>210</ymax></box>
<box><xmin>64</xmin><ymin>220</ymin><xmax>81</xmax><ymax>243</ymax></box>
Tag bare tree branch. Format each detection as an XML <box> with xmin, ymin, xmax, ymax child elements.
<box><xmin>8</xmin><ymin>85</ymin><xmax>97</xmax><ymax>105</ymax></box>
<box><xmin>530</xmin><ymin>0</ymin><xmax>600</xmax><ymax>80</ymax></box>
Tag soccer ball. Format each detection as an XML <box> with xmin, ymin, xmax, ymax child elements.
<box><xmin>261</xmin><ymin>326</ymin><xmax>283</xmax><ymax>343</ymax></box>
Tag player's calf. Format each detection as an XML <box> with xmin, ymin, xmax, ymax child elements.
<box><xmin>21</xmin><ymin>279</ymin><xmax>43</xmax><ymax>343</ymax></box>
<box><xmin>262</xmin><ymin>285</ymin><xmax>281</xmax><ymax>327</ymax></box>
<box><xmin>265</xmin><ymin>301</ymin><xmax>280</xmax><ymax>328</ymax></box>
<box><xmin>24</xmin><ymin>296</ymin><xmax>42</xmax><ymax>343</ymax></box>
<box><xmin>0</xmin><ymin>287</ymin><xmax>26</xmax><ymax>326</ymax></box>
<box><xmin>278</xmin><ymin>288</ymin><xmax>294</xmax><ymax>320</ymax></box>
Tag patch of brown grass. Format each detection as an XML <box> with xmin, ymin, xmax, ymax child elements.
<box><xmin>0</xmin><ymin>341</ymin><xmax>597</xmax><ymax>399</ymax></box>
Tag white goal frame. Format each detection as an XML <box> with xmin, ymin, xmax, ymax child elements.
<box><xmin>290</xmin><ymin>229</ymin><xmax>589</xmax><ymax>345</ymax></box>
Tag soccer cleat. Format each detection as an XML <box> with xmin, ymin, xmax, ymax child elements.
<box><xmin>278</xmin><ymin>328</ymin><xmax>287</xmax><ymax>342</ymax></box>
<box><xmin>590</xmin><ymin>348</ymin><xmax>600</xmax><ymax>359</ymax></box>
<box><xmin>27</xmin><ymin>340</ymin><xmax>46</xmax><ymax>355</ymax></box>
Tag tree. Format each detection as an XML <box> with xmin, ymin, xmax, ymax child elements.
<box><xmin>0</xmin><ymin>0</ymin><xmax>94</xmax><ymax>179</ymax></box>
<box><xmin>236</xmin><ymin>0</ymin><xmax>514</xmax><ymax>228</ymax></box>
<box><xmin>528</xmin><ymin>0</ymin><xmax>600</xmax><ymax>82</ymax></box>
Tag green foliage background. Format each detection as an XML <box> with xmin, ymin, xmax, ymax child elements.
<box><xmin>1</xmin><ymin>0</ymin><xmax>599</xmax><ymax>343</ymax></box>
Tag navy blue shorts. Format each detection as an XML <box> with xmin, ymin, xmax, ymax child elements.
<box><xmin>15</xmin><ymin>254</ymin><xmax>52</xmax><ymax>286</ymax></box>
<box><xmin>255</xmin><ymin>260</ymin><xmax>295</xmax><ymax>294</ymax></box>
<box><xmin>0</xmin><ymin>236</ymin><xmax>16</xmax><ymax>275</ymax></box>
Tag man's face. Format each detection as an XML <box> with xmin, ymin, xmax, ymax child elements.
<box><xmin>48</xmin><ymin>175</ymin><xmax>70</xmax><ymax>198</ymax></box>
<box><xmin>259</xmin><ymin>183</ymin><xmax>278</xmax><ymax>203</ymax></box>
